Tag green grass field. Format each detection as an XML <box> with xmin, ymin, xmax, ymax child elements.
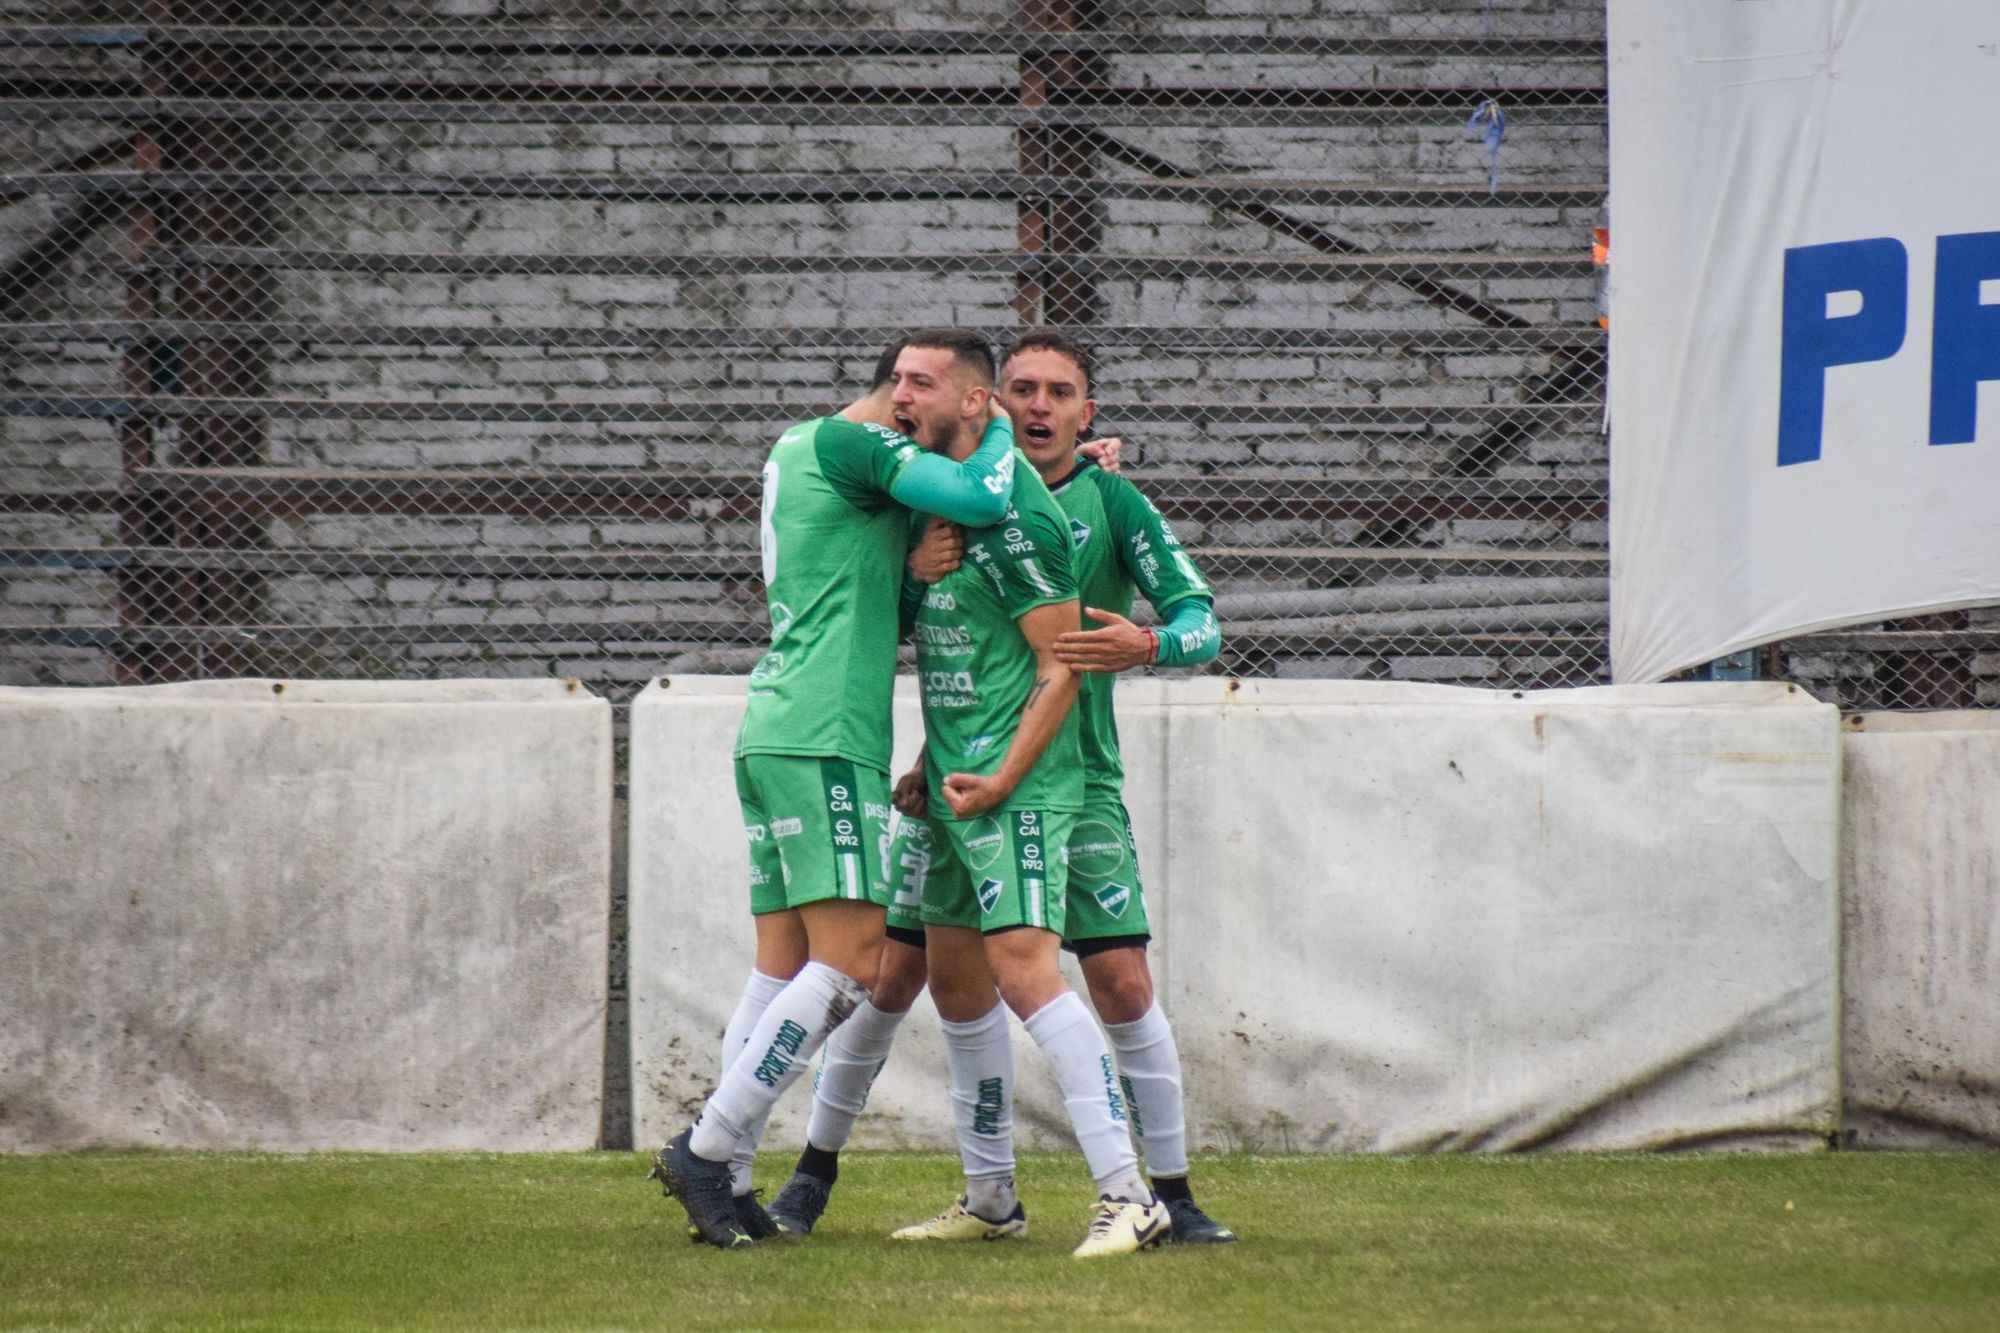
<box><xmin>2</xmin><ymin>1150</ymin><xmax>1997</xmax><ymax>1330</ymax></box>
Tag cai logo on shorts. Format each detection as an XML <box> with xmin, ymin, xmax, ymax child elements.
<box><xmin>976</xmin><ymin>878</ymin><xmax>1004</xmax><ymax>915</ymax></box>
<box><xmin>1094</xmin><ymin>881</ymin><xmax>1132</xmax><ymax>919</ymax></box>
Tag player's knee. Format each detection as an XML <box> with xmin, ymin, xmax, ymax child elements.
<box><xmin>1084</xmin><ymin>950</ymin><xmax>1154</xmax><ymax>1024</ymax></box>
<box><xmin>871</xmin><ymin>943</ymin><xmax>928</xmax><ymax>1012</ymax></box>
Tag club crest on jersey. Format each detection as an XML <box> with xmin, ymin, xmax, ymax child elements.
<box><xmin>1070</xmin><ymin>517</ymin><xmax>1092</xmax><ymax>549</ymax></box>
<box><xmin>976</xmin><ymin>878</ymin><xmax>1004</xmax><ymax>915</ymax></box>
<box><xmin>769</xmin><ymin>601</ymin><xmax>795</xmax><ymax>637</ymax></box>
<box><xmin>1094</xmin><ymin>881</ymin><xmax>1132</xmax><ymax>919</ymax></box>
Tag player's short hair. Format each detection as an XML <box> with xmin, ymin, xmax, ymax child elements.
<box><xmin>868</xmin><ymin>336</ymin><xmax>909</xmax><ymax>391</ymax></box>
<box><xmin>900</xmin><ymin>327</ymin><xmax>996</xmax><ymax>386</ymax></box>
<box><xmin>999</xmin><ymin>329</ymin><xmax>1096</xmax><ymax>395</ymax></box>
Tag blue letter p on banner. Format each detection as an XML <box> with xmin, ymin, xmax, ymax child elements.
<box><xmin>1930</xmin><ymin>230</ymin><xmax>2000</xmax><ymax>447</ymax></box>
<box><xmin>1778</xmin><ymin>237</ymin><xmax>1908</xmax><ymax>466</ymax></box>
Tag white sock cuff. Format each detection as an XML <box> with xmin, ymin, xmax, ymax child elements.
<box><xmin>847</xmin><ymin>998</ymin><xmax>908</xmax><ymax>1043</ymax></box>
<box><xmin>1021</xmin><ymin>990</ymin><xmax>1092</xmax><ymax>1045</ymax></box>
<box><xmin>800</xmin><ymin>959</ymin><xmax>870</xmax><ymax>1009</ymax></box>
<box><xmin>939</xmin><ymin>1002</ymin><xmax>1008</xmax><ymax>1041</ymax></box>
<box><xmin>744</xmin><ymin>968</ymin><xmax>790</xmax><ymax>1006</ymax></box>
<box><xmin>1104</xmin><ymin>1001</ymin><xmax>1172</xmax><ymax>1048</ymax></box>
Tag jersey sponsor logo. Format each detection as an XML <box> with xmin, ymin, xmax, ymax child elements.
<box><xmin>1069</xmin><ymin>517</ymin><xmax>1092</xmax><ymax>549</ymax></box>
<box><xmin>965</xmin><ymin>733</ymin><xmax>996</xmax><ymax>756</ymax></box>
<box><xmin>963</xmin><ymin>818</ymin><xmax>1004</xmax><ymax>871</ymax></box>
<box><xmin>922</xmin><ymin>586</ymin><xmax>956</xmax><ymax>611</ymax></box>
<box><xmin>982</xmin><ymin>450</ymin><xmax>1016</xmax><ymax>496</ymax></box>
<box><xmin>976</xmin><ymin>877</ymin><xmax>1004</xmax><ymax>915</ymax></box>
<box><xmin>864</xmin><ymin>801</ymin><xmax>892</xmax><ymax>821</ymax></box>
<box><xmin>922</xmin><ymin>669</ymin><xmax>978</xmax><ymax>709</ymax></box>
<box><xmin>916</xmin><ymin>621</ymin><xmax>971</xmax><ymax>647</ymax></box>
<box><xmin>771</xmin><ymin>817</ymin><xmax>804</xmax><ymax>838</ymax></box>
<box><xmin>744</xmin><ymin>823</ymin><xmax>769</xmax><ymax>843</ymax></box>
<box><xmin>1177</xmin><ymin>621</ymin><xmax>1218</xmax><ymax>656</ymax></box>
<box><xmin>1094</xmin><ymin>881</ymin><xmax>1132</xmax><ymax>919</ymax></box>
<box><xmin>1067</xmin><ymin>819</ymin><xmax>1127</xmax><ymax>877</ymax></box>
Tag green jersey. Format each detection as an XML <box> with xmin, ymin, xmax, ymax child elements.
<box><xmin>1051</xmin><ymin>463</ymin><xmax>1215</xmax><ymax>800</ymax></box>
<box><xmin>916</xmin><ymin>459</ymin><xmax>1085</xmax><ymax>813</ymax></box>
<box><xmin>735</xmin><ymin>415</ymin><xmax>957</xmax><ymax>771</ymax></box>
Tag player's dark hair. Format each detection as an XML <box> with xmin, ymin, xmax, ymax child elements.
<box><xmin>999</xmin><ymin>329</ymin><xmax>1095</xmax><ymax>394</ymax></box>
<box><xmin>900</xmin><ymin>327</ymin><xmax>996</xmax><ymax>386</ymax></box>
<box><xmin>868</xmin><ymin>336</ymin><xmax>909</xmax><ymax>390</ymax></box>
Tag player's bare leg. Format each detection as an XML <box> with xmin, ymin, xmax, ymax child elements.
<box><xmin>1081</xmin><ymin>945</ymin><xmax>1237</xmax><ymax>1245</ymax></box>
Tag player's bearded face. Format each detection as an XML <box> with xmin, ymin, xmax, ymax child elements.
<box><xmin>889</xmin><ymin>346</ymin><xmax>982</xmax><ymax>452</ymax></box>
<box><xmin>998</xmin><ymin>348</ymin><xmax>1095</xmax><ymax>471</ymax></box>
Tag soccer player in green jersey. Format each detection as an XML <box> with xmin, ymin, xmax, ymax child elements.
<box><xmin>889</xmin><ymin>388</ymin><xmax>1169</xmax><ymax>1258</ymax></box>
<box><xmin>768</xmin><ymin>333</ymin><xmax>1228</xmax><ymax>1250</ymax></box>
<box><xmin>650</xmin><ymin>330</ymin><xmax>1022</xmax><ymax>1248</ymax></box>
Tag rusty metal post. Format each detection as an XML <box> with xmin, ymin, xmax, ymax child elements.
<box><xmin>127</xmin><ymin>1</ymin><xmax>276</xmax><ymax>680</ymax></box>
<box><xmin>1015</xmin><ymin>0</ymin><xmax>1105</xmax><ymax>327</ymax></box>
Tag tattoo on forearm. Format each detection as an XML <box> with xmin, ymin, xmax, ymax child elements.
<box><xmin>1027</xmin><ymin>676</ymin><xmax>1049</xmax><ymax>709</ymax></box>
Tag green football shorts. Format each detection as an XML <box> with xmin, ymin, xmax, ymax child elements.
<box><xmin>884</xmin><ymin>807</ymin><xmax>1075</xmax><ymax>935</ymax></box>
<box><xmin>1060</xmin><ymin>801</ymin><xmax>1152</xmax><ymax>945</ymax></box>
<box><xmin>734</xmin><ymin>754</ymin><xmax>893</xmax><ymax>914</ymax></box>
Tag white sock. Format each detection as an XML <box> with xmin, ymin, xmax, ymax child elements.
<box><xmin>940</xmin><ymin>1003</ymin><xmax>1017</xmax><ymax>1219</ymax></box>
<box><xmin>1022</xmin><ymin>991</ymin><xmax>1147</xmax><ymax>1203</ymax></box>
<box><xmin>1104</xmin><ymin>1002</ymin><xmax>1189</xmax><ymax>1179</ymax></box>
<box><xmin>689</xmin><ymin>961</ymin><xmax>868</xmax><ymax>1163</ymax></box>
<box><xmin>720</xmin><ymin>970</ymin><xmax>789</xmax><ymax>1194</ymax></box>
<box><xmin>805</xmin><ymin>999</ymin><xmax>907</xmax><ymax>1152</ymax></box>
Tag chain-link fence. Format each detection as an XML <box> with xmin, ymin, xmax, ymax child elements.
<box><xmin>2</xmin><ymin>1</ymin><xmax>1990</xmax><ymax>712</ymax></box>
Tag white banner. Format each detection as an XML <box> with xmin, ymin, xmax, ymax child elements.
<box><xmin>1607</xmin><ymin>2</ymin><xmax>2000</xmax><ymax>682</ymax></box>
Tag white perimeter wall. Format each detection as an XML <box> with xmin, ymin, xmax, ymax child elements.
<box><xmin>1841</xmin><ymin>713</ymin><xmax>2000</xmax><ymax>1147</ymax></box>
<box><xmin>631</xmin><ymin>678</ymin><xmax>1842</xmax><ymax>1154</ymax></box>
<box><xmin>0</xmin><ymin>679</ymin><xmax>612</xmax><ymax>1152</ymax></box>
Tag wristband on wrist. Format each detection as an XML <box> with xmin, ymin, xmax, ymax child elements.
<box><xmin>1143</xmin><ymin>627</ymin><xmax>1160</xmax><ymax>664</ymax></box>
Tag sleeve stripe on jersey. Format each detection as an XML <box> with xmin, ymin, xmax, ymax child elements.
<box><xmin>1020</xmin><ymin>557</ymin><xmax>1058</xmax><ymax>597</ymax></box>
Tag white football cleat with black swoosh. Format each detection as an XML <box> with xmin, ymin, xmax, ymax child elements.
<box><xmin>1072</xmin><ymin>1195</ymin><xmax>1171</xmax><ymax>1259</ymax></box>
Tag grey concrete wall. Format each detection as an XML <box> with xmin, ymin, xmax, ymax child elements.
<box><xmin>0</xmin><ymin>678</ymin><xmax>613</xmax><ymax>1152</ymax></box>
<box><xmin>629</xmin><ymin>676</ymin><xmax>1843</xmax><ymax>1155</ymax></box>
<box><xmin>1841</xmin><ymin>713</ymin><xmax>2000</xmax><ymax>1147</ymax></box>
